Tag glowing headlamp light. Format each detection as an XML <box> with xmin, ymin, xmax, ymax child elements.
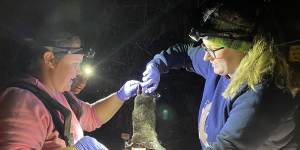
<box><xmin>47</xmin><ymin>46</ymin><xmax>96</xmax><ymax>78</ymax></box>
<box><xmin>81</xmin><ymin>63</ymin><xmax>94</xmax><ymax>78</ymax></box>
<box><xmin>81</xmin><ymin>48</ymin><xmax>96</xmax><ymax>78</ymax></box>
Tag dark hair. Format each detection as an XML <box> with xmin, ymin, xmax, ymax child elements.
<box><xmin>0</xmin><ymin>35</ymin><xmax>48</xmax><ymax>85</ymax></box>
<box><xmin>19</xmin><ymin>32</ymin><xmax>81</xmax><ymax>75</ymax></box>
<box><xmin>35</xmin><ymin>32</ymin><xmax>81</xmax><ymax>48</ymax></box>
<box><xmin>202</xmin><ymin>1</ymin><xmax>282</xmax><ymax>43</ymax></box>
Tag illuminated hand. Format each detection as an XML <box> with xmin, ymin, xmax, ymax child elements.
<box><xmin>75</xmin><ymin>136</ymin><xmax>108</xmax><ymax>150</ymax></box>
<box><xmin>141</xmin><ymin>63</ymin><xmax>160</xmax><ymax>94</ymax></box>
<box><xmin>117</xmin><ymin>80</ymin><xmax>141</xmax><ymax>101</ymax></box>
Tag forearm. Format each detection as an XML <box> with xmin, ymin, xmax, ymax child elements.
<box><xmin>149</xmin><ymin>43</ymin><xmax>195</xmax><ymax>73</ymax></box>
<box><xmin>92</xmin><ymin>93</ymin><xmax>124</xmax><ymax>124</ymax></box>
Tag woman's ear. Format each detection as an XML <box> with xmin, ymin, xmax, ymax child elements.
<box><xmin>43</xmin><ymin>51</ymin><xmax>56</xmax><ymax>69</ymax></box>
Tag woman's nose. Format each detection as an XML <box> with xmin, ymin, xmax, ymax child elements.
<box><xmin>203</xmin><ymin>51</ymin><xmax>214</xmax><ymax>61</ymax></box>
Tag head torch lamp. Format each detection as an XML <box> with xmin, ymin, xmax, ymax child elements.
<box><xmin>189</xmin><ymin>28</ymin><xmax>253</xmax><ymax>47</ymax></box>
<box><xmin>45</xmin><ymin>46</ymin><xmax>96</xmax><ymax>78</ymax></box>
<box><xmin>45</xmin><ymin>46</ymin><xmax>95</xmax><ymax>56</ymax></box>
<box><xmin>80</xmin><ymin>48</ymin><xmax>96</xmax><ymax>78</ymax></box>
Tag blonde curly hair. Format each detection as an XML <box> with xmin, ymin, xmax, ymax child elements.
<box><xmin>222</xmin><ymin>35</ymin><xmax>290</xmax><ymax>99</ymax></box>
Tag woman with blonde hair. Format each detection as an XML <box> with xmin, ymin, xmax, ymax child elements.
<box><xmin>141</xmin><ymin>1</ymin><xmax>297</xmax><ymax>149</ymax></box>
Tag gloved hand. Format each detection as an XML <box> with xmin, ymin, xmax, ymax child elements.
<box><xmin>117</xmin><ymin>80</ymin><xmax>141</xmax><ymax>101</ymax></box>
<box><xmin>141</xmin><ymin>63</ymin><xmax>160</xmax><ymax>94</ymax></box>
<box><xmin>75</xmin><ymin>136</ymin><xmax>108</xmax><ymax>150</ymax></box>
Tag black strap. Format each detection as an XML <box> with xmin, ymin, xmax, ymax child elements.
<box><xmin>9</xmin><ymin>82</ymin><xmax>74</xmax><ymax>146</ymax></box>
<box><xmin>63</xmin><ymin>92</ymin><xmax>83</xmax><ymax>120</ymax></box>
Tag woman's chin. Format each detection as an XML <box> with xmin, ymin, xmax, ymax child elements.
<box><xmin>213</xmin><ymin>68</ymin><xmax>223</xmax><ymax>75</ymax></box>
<box><xmin>62</xmin><ymin>84</ymin><xmax>72</xmax><ymax>92</ymax></box>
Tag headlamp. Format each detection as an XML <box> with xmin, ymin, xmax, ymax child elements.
<box><xmin>189</xmin><ymin>28</ymin><xmax>252</xmax><ymax>42</ymax></box>
<box><xmin>189</xmin><ymin>27</ymin><xmax>253</xmax><ymax>52</ymax></box>
<box><xmin>81</xmin><ymin>48</ymin><xmax>95</xmax><ymax>78</ymax></box>
<box><xmin>189</xmin><ymin>28</ymin><xmax>202</xmax><ymax>42</ymax></box>
<box><xmin>81</xmin><ymin>63</ymin><xmax>94</xmax><ymax>78</ymax></box>
<box><xmin>46</xmin><ymin>46</ymin><xmax>96</xmax><ymax>78</ymax></box>
<box><xmin>40</xmin><ymin>32</ymin><xmax>97</xmax><ymax>78</ymax></box>
<box><xmin>45</xmin><ymin>46</ymin><xmax>96</xmax><ymax>58</ymax></box>
<box><xmin>189</xmin><ymin>28</ymin><xmax>203</xmax><ymax>47</ymax></box>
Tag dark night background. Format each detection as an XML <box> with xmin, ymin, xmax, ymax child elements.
<box><xmin>0</xmin><ymin>0</ymin><xmax>299</xmax><ymax>149</ymax></box>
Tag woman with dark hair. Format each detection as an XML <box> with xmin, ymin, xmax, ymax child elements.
<box><xmin>0</xmin><ymin>32</ymin><xmax>141</xmax><ymax>150</ymax></box>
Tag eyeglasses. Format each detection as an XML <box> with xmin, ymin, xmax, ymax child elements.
<box><xmin>201</xmin><ymin>43</ymin><xmax>224</xmax><ymax>59</ymax></box>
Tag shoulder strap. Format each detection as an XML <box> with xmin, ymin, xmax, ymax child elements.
<box><xmin>9</xmin><ymin>82</ymin><xmax>74</xmax><ymax>146</ymax></box>
<box><xmin>63</xmin><ymin>92</ymin><xmax>83</xmax><ymax>120</ymax></box>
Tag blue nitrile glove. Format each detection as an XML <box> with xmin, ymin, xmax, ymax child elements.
<box><xmin>141</xmin><ymin>63</ymin><xmax>160</xmax><ymax>94</ymax></box>
<box><xmin>75</xmin><ymin>136</ymin><xmax>108</xmax><ymax>150</ymax></box>
<box><xmin>117</xmin><ymin>80</ymin><xmax>141</xmax><ymax>101</ymax></box>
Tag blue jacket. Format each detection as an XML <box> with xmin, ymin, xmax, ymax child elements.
<box><xmin>149</xmin><ymin>43</ymin><xmax>297</xmax><ymax>149</ymax></box>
